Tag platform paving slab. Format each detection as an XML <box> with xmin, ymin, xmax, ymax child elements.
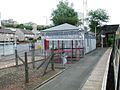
<box><xmin>36</xmin><ymin>48</ymin><xmax>108</xmax><ymax>90</ymax></box>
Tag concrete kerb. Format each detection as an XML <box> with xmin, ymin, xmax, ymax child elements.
<box><xmin>34</xmin><ymin>58</ymin><xmax>78</xmax><ymax>89</ymax></box>
<box><xmin>101</xmin><ymin>48</ymin><xmax>112</xmax><ymax>90</ymax></box>
<box><xmin>34</xmin><ymin>48</ymin><xmax>101</xmax><ymax>90</ymax></box>
<box><xmin>78</xmin><ymin>50</ymin><xmax>102</xmax><ymax>90</ymax></box>
<box><xmin>81</xmin><ymin>48</ymin><xmax>112</xmax><ymax>90</ymax></box>
<box><xmin>34</xmin><ymin>69</ymin><xmax>66</xmax><ymax>90</ymax></box>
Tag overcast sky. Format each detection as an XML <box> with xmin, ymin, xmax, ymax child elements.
<box><xmin>0</xmin><ymin>0</ymin><xmax>119</xmax><ymax>25</ymax></box>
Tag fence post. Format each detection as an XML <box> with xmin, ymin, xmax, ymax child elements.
<box><xmin>71</xmin><ymin>40</ymin><xmax>73</xmax><ymax>63</ymax></box>
<box><xmin>31</xmin><ymin>43</ymin><xmax>35</xmax><ymax>68</ymax></box>
<box><xmin>51</xmin><ymin>55</ymin><xmax>55</xmax><ymax>71</ymax></box>
<box><xmin>51</xmin><ymin>44</ymin><xmax>55</xmax><ymax>71</ymax></box>
<box><xmin>32</xmin><ymin>48</ymin><xmax>35</xmax><ymax>68</ymax></box>
<box><xmin>44</xmin><ymin>50</ymin><xmax>46</xmax><ymax>61</ymax></box>
<box><xmin>25</xmin><ymin>52</ymin><xmax>29</xmax><ymax>83</ymax></box>
<box><xmin>15</xmin><ymin>50</ymin><xmax>18</xmax><ymax>68</ymax></box>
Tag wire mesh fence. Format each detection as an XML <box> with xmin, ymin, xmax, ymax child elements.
<box><xmin>0</xmin><ymin>62</ymin><xmax>61</xmax><ymax>90</ymax></box>
<box><xmin>0</xmin><ymin>43</ymin><xmax>84</xmax><ymax>90</ymax></box>
<box><xmin>0</xmin><ymin>48</ymin><xmax>63</xmax><ymax>90</ymax></box>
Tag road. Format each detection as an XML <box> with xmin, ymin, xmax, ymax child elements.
<box><xmin>0</xmin><ymin>43</ymin><xmax>30</xmax><ymax>56</ymax></box>
<box><xmin>36</xmin><ymin>48</ymin><xmax>107</xmax><ymax>90</ymax></box>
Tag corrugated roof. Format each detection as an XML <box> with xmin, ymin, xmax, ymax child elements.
<box><xmin>42</xmin><ymin>23</ymin><xmax>79</xmax><ymax>31</ymax></box>
<box><xmin>98</xmin><ymin>24</ymin><xmax>119</xmax><ymax>34</ymax></box>
<box><xmin>0</xmin><ymin>29</ymin><xmax>14</xmax><ymax>34</ymax></box>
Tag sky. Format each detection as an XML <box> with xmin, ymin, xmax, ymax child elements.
<box><xmin>0</xmin><ymin>0</ymin><xmax>120</xmax><ymax>25</ymax></box>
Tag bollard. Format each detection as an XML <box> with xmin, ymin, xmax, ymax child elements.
<box><xmin>25</xmin><ymin>52</ymin><xmax>29</xmax><ymax>83</ymax></box>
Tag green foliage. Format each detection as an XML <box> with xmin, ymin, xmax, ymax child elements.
<box><xmin>29</xmin><ymin>37</ymin><xmax>34</xmax><ymax>41</ymax></box>
<box><xmin>2</xmin><ymin>23</ymin><xmax>14</xmax><ymax>28</ymax></box>
<box><xmin>51</xmin><ymin>0</ymin><xmax>79</xmax><ymax>26</ymax></box>
<box><xmin>108</xmin><ymin>37</ymin><xmax>113</xmax><ymax>46</ymax></box>
<box><xmin>88</xmin><ymin>9</ymin><xmax>109</xmax><ymax>32</ymax></box>
<box><xmin>37</xmin><ymin>36</ymin><xmax>41</xmax><ymax>40</ymax></box>
<box><xmin>2</xmin><ymin>23</ymin><xmax>53</xmax><ymax>31</ymax></box>
<box><xmin>18</xmin><ymin>24</ymin><xmax>24</xmax><ymax>29</ymax></box>
<box><xmin>108</xmin><ymin>35</ymin><xmax>113</xmax><ymax>46</ymax></box>
<box><xmin>28</xmin><ymin>38</ymin><xmax>36</xmax><ymax>42</ymax></box>
<box><xmin>37</xmin><ymin>25</ymin><xmax>45</xmax><ymax>30</ymax></box>
<box><xmin>24</xmin><ymin>25</ymin><xmax>33</xmax><ymax>30</ymax></box>
<box><xmin>37</xmin><ymin>25</ymin><xmax>53</xmax><ymax>31</ymax></box>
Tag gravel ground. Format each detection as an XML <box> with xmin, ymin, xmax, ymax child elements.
<box><xmin>0</xmin><ymin>49</ymin><xmax>79</xmax><ymax>90</ymax></box>
<box><xmin>0</xmin><ymin>59</ymin><xmax>62</xmax><ymax>90</ymax></box>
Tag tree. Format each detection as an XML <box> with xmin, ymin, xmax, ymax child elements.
<box><xmin>87</xmin><ymin>9</ymin><xmax>109</xmax><ymax>32</ymax></box>
<box><xmin>51</xmin><ymin>0</ymin><xmax>79</xmax><ymax>26</ymax></box>
<box><xmin>37</xmin><ymin>25</ymin><xmax>53</xmax><ymax>31</ymax></box>
<box><xmin>24</xmin><ymin>25</ymin><xmax>33</xmax><ymax>30</ymax></box>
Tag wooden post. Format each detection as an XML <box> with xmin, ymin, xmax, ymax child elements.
<box><xmin>75</xmin><ymin>40</ymin><xmax>78</xmax><ymax>61</ymax></box>
<box><xmin>62</xmin><ymin>40</ymin><xmax>64</xmax><ymax>54</ymax></box>
<box><xmin>25</xmin><ymin>52</ymin><xmax>29</xmax><ymax>83</ymax></box>
<box><xmin>82</xmin><ymin>40</ymin><xmax>84</xmax><ymax>57</ymax></box>
<box><xmin>51</xmin><ymin>54</ymin><xmax>55</xmax><ymax>71</ymax></box>
<box><xmin>62</xmin><ymin>41</ymin><xmax>63</xmax><ymax>49</ymax></box>
<box><xmin>70</xmin><ymin>50</ymin><xmax>72</xmax><ymax>64</ymax></box>
<box><xmin>44</xmin><ymin>50</ymin><xmax>46</xmax><ymax>61</ymax></box>
<box><xmin>52</xmin><ymin>41</ymin><xmax>54</xmax><ymax>49</ymax></box>
<box><xmin>51</xmin><ymin>41</ymin><xmax>55</xmax><ymax>70</ymax></box>
<box><xmin>43</xmin><ymin>57</ymin><xmax>51</xmax><ymax>76</ymax></box>
<box><xmin>79</xmin><ymin>40</ymin><xmax>81</xmax><ymax>59</ymax></box>
<box><xmin>15</xmin><ymin>50</ymin><xmax>18</xmax><ymax>68</ymax></box>
<box><xmin>31</xmin><ymin>43</ymin><xmax>35</xmax><ymax>68</ymax></box>
<box><xmin>58</xmin><ymin>40</ymin><xmax>60</xmax><ymax>63</ymax></box>
<box><xmin>71</xmin><ymin>40</ymin><xmax>73</xmax><ymax>63</ymax></box>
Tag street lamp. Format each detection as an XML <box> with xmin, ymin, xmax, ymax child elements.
<box><xmin>43</xmin><ymin>16</ymin><xmax>48</xmax><ymax>25</ymax></box>
<box><xmin>95</xmin><ymin>27</ymin><xmax>96</xmax><ymax>37</ymax></box>
<box><xmin>14</xmin><ymin>34</ymin><xmax>18</xmax><ymax>50</ymax></box>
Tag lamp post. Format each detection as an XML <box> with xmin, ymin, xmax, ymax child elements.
<box><xmin>3</xmin><ymin>32</ymin><xmax>5</xmax><ymax>56</ymax></box>
<box><xmin>43</xmin><ymin>16</ymin><xmax>48</xmax><ymax>25</ymax></box>
<box><xmin>14</xmin><ymin>35</ymin><xmax>17</xmax><ymax>50</ymax></box>
<box><xmin>95</xmin><ymin>27</ymin><xmax>96</xmax><ymax>37</ymax></box>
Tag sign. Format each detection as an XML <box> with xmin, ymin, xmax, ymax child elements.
<box><xmin>116</xmin><ymin>31</ymin><xmax>120</xmax><ymax>39</ymax></box>
<box><xmin>101</xmin><ymin>35</ymin><xmax>105</xmax><ymax>38</ymax></box>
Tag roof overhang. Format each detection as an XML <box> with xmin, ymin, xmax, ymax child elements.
<box><xmin>45</xmin><ymin>39</ymin><xmax>83</xmax><ymax>41</ymax></box>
